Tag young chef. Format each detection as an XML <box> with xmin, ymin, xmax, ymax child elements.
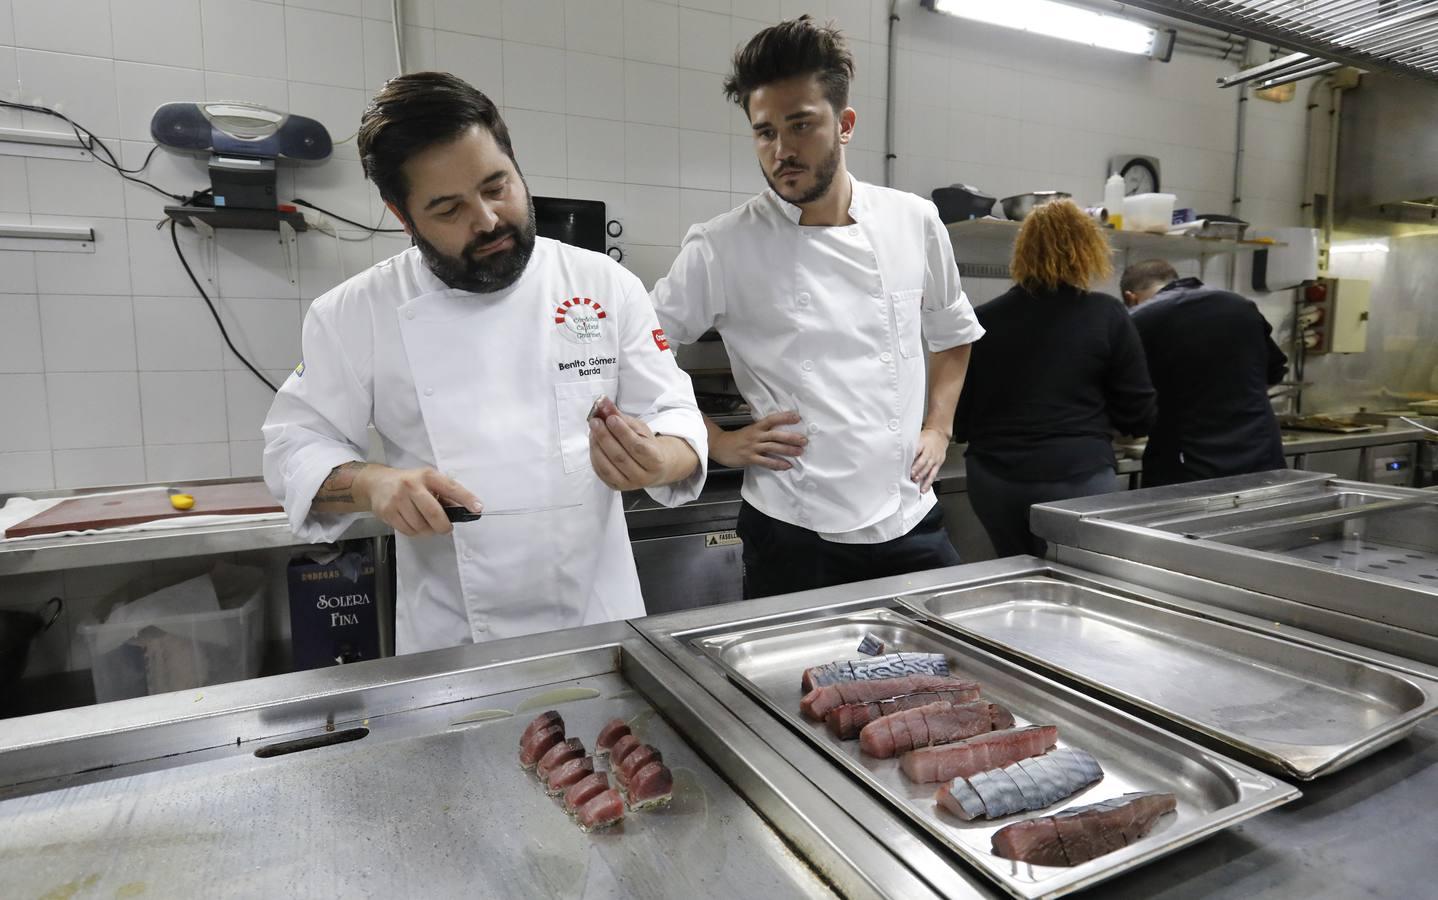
<box><xmin>650</xmin><ymin>17</ymin><xmax>984</xmax><ymax>598</ymax></box>
<box><xmin>263</xmin><ymin>73</ymin><xmax>705</xmax><ymax>653</ymax></box>
<box><xmin>1120</xmin><ymin>260</ymin><xmax>1288</xmax><ymax>486</ymax></box>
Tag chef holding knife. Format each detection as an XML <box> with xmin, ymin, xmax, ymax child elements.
<box><xmin>263</xmin><ymin>73</ymin><xmax>705</xmax><ymax>654</ymax></box>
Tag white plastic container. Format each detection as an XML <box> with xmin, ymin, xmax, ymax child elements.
<box><xmin>78</xmin><ymin>563</ymin><xmax>266</xmax><ymax>702</ymax></box>
<box><xmin>1122</xmin><ymin>192</ymin><xmax>1177</xmax><ymax>233</ymax></box>
<box><xmin>1104</xmin><ymin>173</ymin><xmax>1127</xmax><ymax>230</ymax></box>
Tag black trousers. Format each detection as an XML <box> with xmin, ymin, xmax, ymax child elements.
<box><xmin>965</xmin><ymin>455</ymin><xmax>1120</xmax><ymax>559</ymax></box>
<box><xmin>736</xmin><ymin>501</ymin><xmax>963</xmax><ymax>600</ymax></box>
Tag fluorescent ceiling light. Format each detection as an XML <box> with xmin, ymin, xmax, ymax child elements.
<box><xmin>1329</xmin><ymin>240</ymin><xmax>1390</xmax><ymax>254</ymax></box>
<box><xmin>924</xmin><ymin>0</ymin><xmax>1163</xmax><ymax>57</ymax></box>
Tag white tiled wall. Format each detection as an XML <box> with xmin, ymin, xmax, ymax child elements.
<box><xmin>0</xmin><ymin>0</ymin><xmax>1314</xmax><ymax>676</ymax></box>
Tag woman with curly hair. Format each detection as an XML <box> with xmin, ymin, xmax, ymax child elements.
<box><xmin>953</xmin><ymin>200</ymin><xmax>1156</xmax><ymax>558</ymax></box>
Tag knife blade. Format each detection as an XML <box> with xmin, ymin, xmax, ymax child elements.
<box><xmin>443</xmin><ymin>503</ymin><xmax>582</xmax><ymax>523</ymax></box>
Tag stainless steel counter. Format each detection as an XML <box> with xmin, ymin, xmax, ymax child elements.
<box><xmin>0</xmin><ymin>622</ymin><xmax>938</xmax><ymax>900</ymax></box>
<box><xmin>4</xmin><ymin>555</ymin><xmax>1437</xmax><ymax>898</ymax></box>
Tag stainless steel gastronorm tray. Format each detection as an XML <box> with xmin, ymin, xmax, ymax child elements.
<box><xmin>899</xmin><ymin>576</ymin><xmax>1438</xmax><ymax>780</ymax></box>
<box><xmin>690</xmin><ymin>608</ymin><xmax>1298</xmax><ymax>900</ymax></box>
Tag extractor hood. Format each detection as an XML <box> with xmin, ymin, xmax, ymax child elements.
<box><xmin>1336</xmin><ymin>72</ymin><xmax>1438</xmax><ymax>227</ymax></box>
<box><xmin>1115</xmin><ymin>1</ymin><xmax>1438</xmax><ymax>87</ymax></box>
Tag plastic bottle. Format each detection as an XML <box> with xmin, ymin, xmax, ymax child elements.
<box><xmin>1104</xmin><ymin>173</ymin><xmax>1126</xmax><ymax>230</ymax></box>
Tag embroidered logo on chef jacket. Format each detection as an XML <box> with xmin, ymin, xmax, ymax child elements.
<box><xmin>554</xmin><ymin>296</ymin><xmax>606</xmax><ymax>345</ymax></box>
<box><xmin>293</xmin><ymin>361</ymin><xmax>305</xmax><ymax>377</ymax></box>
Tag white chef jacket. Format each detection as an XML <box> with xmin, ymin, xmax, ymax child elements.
<box><xmin>263</xmin><ymin>238</ymin><xmax>707</xmax><ymax>653</ymax></box>
<box><xmin>651</xmin><ymin>175</ymin><xmax>983</xmax><ymax>543</ymax></box>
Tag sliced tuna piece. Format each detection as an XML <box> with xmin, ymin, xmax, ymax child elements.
<box><xmin>801</xmin><ymin>675</ymin><xmax>981</xmax><ymax>721</ymax></box>
<box><xmin>576</xmin><ymin>788</ymin><xmax>626</xmax><ymax>832</ymax></box>
<box><xmin>627</xmin><ymin>761</ymin><xmax>674</xmax><ymax>810</ymax></box>
<box><xmin>519</xmin><ymin>724</ymin><xmax>565</xmax><ymax>769</ymax></box>
<box><xmin>936</xmin><ymin>748</ymin><xmax>1104</xmax><ymax>821</ymax></box>
<box><xmin>608</xmin><ymin>733</ymin><xmax>642</xmax><ymax>767</ymax></box>
<box><xmin>900</xmin><ymin>725</ymin><xmax>1058</xmax><ymax>783</ymax></box>
<box><xmin>826</xmin><ymin>689</ymin><xmax>983</xmax><ymax>739</ymax></box>
<box><xmin>859</xmin><ymin>701</ymin><xmax>1015</xmax><ymax>758</ymax></box>
<box><xmin>616</xmin><ymin>745</ymin><xmax>661</xmax><ymax>788</ymax></box>
<box><xmin>545</xmin><ymin>756</ymin><xmax>595</xmax><ymax>795</ymax></box>
<box><xmin>536</xmin><ymin>737</ymin><xmax>586</xmax><ymax>779</ymax></box>
<box><xmin>520</xmin><ymin>710</ymin><xmax>562</xmax><ymax>747</ymax></box>
<box><xmin>991</xmin><ymin>791</ymin><xmax>1177</xmax><ymax>866</ymax></box>
<box><xmin>563</xmin><ymin>771</ymin><xmax>610</xmax><ymax>813</ymax></box>
<box><xmin>595</xmin><ymin>718</ymin><xmax>631</xmax><ymax>756</ymax></box>
<box><xmin>800</xmin><ymin>652</ymin><xmax>951</xmax><ymax>692</ymax></box>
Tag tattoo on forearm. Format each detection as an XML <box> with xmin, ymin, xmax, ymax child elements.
<box><xmin>316</xmin><ymin>461</ymin><xmax>367</xmax><ymax>505</ymax></box>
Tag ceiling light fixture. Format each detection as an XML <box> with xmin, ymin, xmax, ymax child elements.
<box><xmin>922</xmin><ymin>0</ymin><xmax>1175</xmax><ymax>60</ymax></box>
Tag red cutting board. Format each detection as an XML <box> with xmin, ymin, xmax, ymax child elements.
<box><xmin>5</xmin><ymin>483</ymin><xmax>283</xmax><ymax>539</ymax></box>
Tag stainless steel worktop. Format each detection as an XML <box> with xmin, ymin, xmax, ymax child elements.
<box><xmin>0</xmin><ymin>421</ymin><xmax>1421</xmax><ymax>578</ymax></box>
<box><xmin>3</xmin><ymin>555</ymin><xmax>1436</xmax><ymax>898</ymax></box>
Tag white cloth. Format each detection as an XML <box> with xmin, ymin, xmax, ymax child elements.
<box><xmin>651</xmin><ymin>175</ymin><xmax>983</xmax><ymax>542</ymax></box>
<box><xmin>263</xmin><ymin>238</ymin><xmax>706</xmax><ymax>654</ymax></box>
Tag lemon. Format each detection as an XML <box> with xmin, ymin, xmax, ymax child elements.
<box><xmin>169</xmin><ymin>493</ymin><xmax>196</xmax><ymax>511</ymax></box>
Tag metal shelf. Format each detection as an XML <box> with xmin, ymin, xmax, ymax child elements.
<box><xmin>945</xmin><ymin>217</ymin><xmax>1284</xmax><ymax>257</ymax></box>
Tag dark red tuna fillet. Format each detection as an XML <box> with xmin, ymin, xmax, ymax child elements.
<box><xmin>609</xmin><ymin>733</ymin><xmax>642</xmax><ymax>767</ymax></box>
<box><xmin>616</xmin><ymin>745</ymin><xmax>661</xmax><ymax>788</ymax></box>
<box><xmin>859</xmin><ymin>701</ymin><xmax>1014</xmax><ymax>758</ymax></box>
<box><xmin>536</xmin><ymin>737</ymin><xmax>586</xmax><ymax>779</ymax></box>
<box><xmin>520</xmin><ymin>710</ymin><xmax>562</xmax><ymax>747</ymax></box>
<box><xmin>991</xmin><ymin>791</ymin><xmax>1177</xmax><ymax>866</ymax></box>
<box><xmin>627</xmin><ymin>761</ymin><xmax>674</xmax><ymax>810</ymax></box>
<box><xmin>595</xmin><ymin>718</ymin><xmax>631</xmax><ymax>755</ymax></box>
<box><xmin>546</xmin><ymin>756</ymin><xmax>595</xmax><ymax>795</ymax></box>
<box><xmin>563</xmin><ymin>771</ymin><xmax>611</xmax><ymax>813</ymax></box>
<box><xmin>519</xmin><ymin>724</ymin><xmax>565</xmax><ymax>769</ymax></box>
<box><xmin>576</xmin><ymin>788</ymin><xmax>626</xmax><ymax>831</ymax></box>
<box><xmin>900</xmin><ymin>725</ymin><xmax>1058</xmax><ymax>783</ymax></box>
<box><xmin>800</xmin><ymin>676</ymin><xmax>980</xmax><ymax>721</ymax></box>
<box><xmin>826</xmin><ymin>688</ymin><xmax>983</xmax><ymax>739</ymax></box>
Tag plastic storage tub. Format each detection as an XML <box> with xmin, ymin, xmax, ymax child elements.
<box><xmin>78</xmin><ymin>563</ymin><xmax>266</xmax><ymax>703</ymax></box>
<box><xmin>1122</xmin><ymin>192</ymin><xmax>1177</xmax><ymax>233</ymax></box>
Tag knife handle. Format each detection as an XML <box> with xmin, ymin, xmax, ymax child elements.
<box><xmin>443</xmin><ymin>505</ymin><xmax>482</xmax><ymax>523</ymax></box>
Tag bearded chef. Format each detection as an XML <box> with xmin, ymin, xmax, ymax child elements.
<box><xmin>262</xmin><ymin>72</ymin><xmax>706</xmax><ymax>653</ymax></box>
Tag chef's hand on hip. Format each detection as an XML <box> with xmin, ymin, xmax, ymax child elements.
<box><xmin>910</xmin><ymin>427</ymin><xmax>949</xmax><ymax>494</ymax></box>
<box><xmin>710</xmin><ymin>411</ymin><xmax>807</xmax><ymax>471</ymax></box>
<box><xmin>355</xmin><ymin>465</ymin><xmax>481</xmax><ymax>537</ymax></box>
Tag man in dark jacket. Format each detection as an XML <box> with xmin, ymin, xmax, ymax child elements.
<box><xmin>1120</xmin><ymin>260</ymin><xmax>1289</xmax><ymax>487</ymax></box>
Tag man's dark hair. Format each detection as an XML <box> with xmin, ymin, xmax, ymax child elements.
<box><xmin>723</xmin><ymin>16</ymin><xmax>854</xmax><ymax>116</ymax></box>
<box><xmin>1120</xmin><ymin>259</ymin><xmax>1180</xmax><ymax>296</ymax></box>
<box><xmin>358</xmin><ymin>72</ymin><xmax>515</xmax><ymax>215</ymax></box>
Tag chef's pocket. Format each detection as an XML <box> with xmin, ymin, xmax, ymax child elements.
<box><xmin>890</xmin><ymin>289</ymin><xmax>923</xmax><ymax>358</ymax></box>
<box><xmin>555</xmin><ymin>379</ymin><xmax>618</xmax><ymax>473</ymax></box>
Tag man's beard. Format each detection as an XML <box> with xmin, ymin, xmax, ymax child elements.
<box><xmin>764</xmin><ymin>137</ymin><xmax>842</xmax><ymax>206</ymax></box>
<box><xmin>412</xmin><ymin>197</ymin><xmax>538</xmax><ymax>294</ymax></box>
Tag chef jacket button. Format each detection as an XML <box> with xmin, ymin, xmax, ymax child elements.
<box><xmin>848</xmin><ymin>226</ymin><xmax>860</xmax><ymax>237</ymax></box>
<box><xmin>880</xmin><ymin>351</ymin><xmax>893</xmax><ymax>363</ymax></box>
<box><xmin>807</xmin><ymin>423</ymin><xmax>819</xmax><ymax>435</ymax></box>
<box><xmin>798</xmin><ymin>292</ymin><xmax>810</xmax><ymax>305</ymax></box>
<box><xmin>405</xmin><ymin>310</ymin><xmax>415</xmax><ymax>320</ymax></box>
<box><xmin>806</xmin><ymin>481</ymin><xmax>818</xmax><ymax>490</ymax></box>
<box><xmin>424</xmin><ymin>387</ymin><xmax>434</xmax><ymax>396</ymax></box>
<box><xmin>889</xmin><ymin>483</ymin><xmax>899</xmax><ymax>494</ymax></box>
<box><xmin>888</xmin><ymin>419</ymin><xmax>899</xmax><ymax>431</ymax></box>
<box><xmin>462</xmin><ymin>549</ymin><xmax>472</xmax><ymax>561</ymax></box>
<box><xmin>802</xmin><ymin>360</ymin><xmax>814</xmax><ymax>372</ymax></box>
